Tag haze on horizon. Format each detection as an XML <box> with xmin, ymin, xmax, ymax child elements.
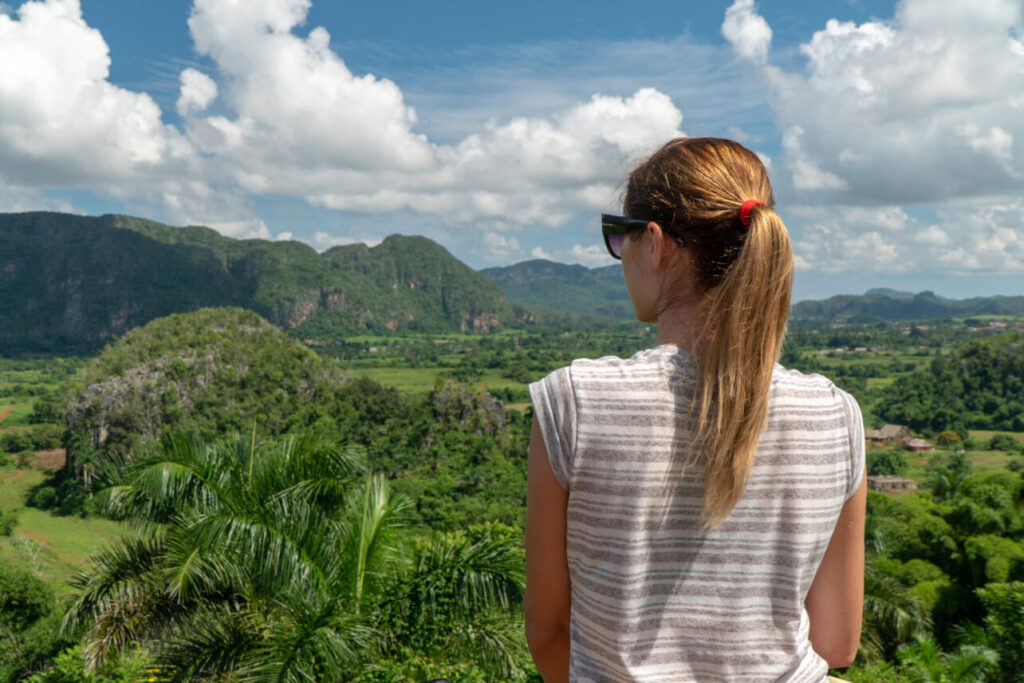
<box><xmin>0</xmin><ymin>0</ymin><xmax>1022</xmax><ymax>303</ymax></box>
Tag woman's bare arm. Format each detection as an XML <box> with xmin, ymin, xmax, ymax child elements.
<box><xmin>524</xmin><ymin>418</ymin><xmax>571</xmax><ymax>683</ymax></box>
<box><xmin>805</xmin><ymin>473</ymin><xmax>867</xmax><ymax>668</ymax></box>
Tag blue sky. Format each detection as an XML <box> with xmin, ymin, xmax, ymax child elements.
<box><xmin>1</xmin><ymin>0</ymin><xmax>1023</xmax><ymax>302</ymax></box>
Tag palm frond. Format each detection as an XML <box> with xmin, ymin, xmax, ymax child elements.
<box><xmin>240</xmin><ymin>589</ymin><xmax>375</xmax><ymax>683</ymax></box>
<box><xmin>338</xmin><ymin>474</ymin><xmax>410</xmax><ymax>612</ymax></box>
<box><xmin>62</xmin><ymin>532</ymin><xmax>167</xmax><ymax>638</ymax></box>
<box><xmin>861</xmin><ymin>558</ymin><xmax>932</xmax><ymax>660</ymax></box>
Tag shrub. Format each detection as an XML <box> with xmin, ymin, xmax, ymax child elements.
<box><xmin>936</xmin><ymin>430</ymin><xmax>963</xmax><ymax>447</ymax></box>
<box><xmin>0</xmin><ymin>509</ymin><xmax>17</xmax><ymax>536</ymax></box>
<box><xmin>1</xmin><ymin>431</ymin><xmax>30</xmax><ymax>454</ymax></box>
<box><xmin>988</xmin><ymin>433</ymin><xmax>1023</xmax><ymax>454</ymax></box>
<box><xmin>27</xmin><ymin>486</ymin><xmax>57</xmax><ymax>509</ymax></box>
<box><xmin>867</xmin><ymin>448</ymin><xmax>908</xmax><ymax>476</ymax></box>
<box><xmin>28</xmin><ymin>423</ymin><xmax>64</xmax><ymax>450</ymax></box>
<box><xmin>16</xmin><ymin>449</ymin><xmax>35</xmax><ymax>467</ymax></box>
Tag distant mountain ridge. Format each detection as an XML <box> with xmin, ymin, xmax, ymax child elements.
<box><xmin>790</xmin><ymin>289</ymin><xmax>1024</xmax><ymax>321</ymax></box>
<box><xmin>0</xmin><ymin>212</ymin><xmax>525</xmax><ymax>354</ymax></box>
<box><xmin>483</xmin><ymin>259</ymin><xmax>1023</xmax><ymax>322</ymax></box>
<box><xmin>4</xmin><ymin>211</ymin><xmax>1022</xmax><ymax>355</ymax></box>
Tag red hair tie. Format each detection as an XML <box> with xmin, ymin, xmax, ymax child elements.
<box><xmin>739</xmin><ymin>200</ymin><xmax>766</xmax><ymax>227</ymax></box>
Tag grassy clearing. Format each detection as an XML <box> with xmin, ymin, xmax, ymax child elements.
<box><xmin>902</xmin><ymin>448</ymin><xmax>1020</xmax><ymax>486</ymax></box>
<box><xmin>970</xmin><ymin>430</ymin><xmax>1024</xmax><ymax>443</ymax></box>
<box><xmin>966</xmin><ymin>449</ymin><xmax>1019</xmax><ymax>470</ymax></box>
<box><xmin>357</xmin><ymin>367</ymin><xmax>531</xmax><ymax>397</ymax></box>
<box><xmin>0</xmin><ymin>400</ymin><xmax>35</xmax><ymax>427</ymax></box>
<box><xmin>0</xmin><ymin>468</ymin><xmax>129</xmax><ymax>590</ymax></box>
<box><xmin>357</xmin><ymin>368</ymin><xmax>444</xmax><ymax>393</ymax></box>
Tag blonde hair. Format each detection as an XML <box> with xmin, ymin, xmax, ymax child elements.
<box><xmin>624</xmin><ymin>138</ymin><xmax>793</xmax><ymax>529</ymax></box>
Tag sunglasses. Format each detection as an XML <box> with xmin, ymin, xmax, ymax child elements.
<box><xmin>601</xmin><ymin>214</ymin><xmax>687</xmax><ymax>260</ymax></box>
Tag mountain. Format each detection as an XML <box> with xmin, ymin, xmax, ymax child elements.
<box><xmin>0</xmin><ymin>212</ymin><xmax>527</xmax><ymax>354</ymax></box>
<box><xmin>482</xmin><ymin>257</ymin><xmax>1024</xmax><ymax>324</ymax></box>
<box><xmin>790</xmin><ymin>289</ymin><xmax>1024</xmax><ymax>322</ymax></box>
<box><xmin>479</xmin><ymin>259</ymin><xmax>633</xmax><ymax>319</ymax></box>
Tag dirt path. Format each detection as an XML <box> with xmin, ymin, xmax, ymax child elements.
<box><xmin>0</xmin><ymin>410</ymin><xmax>11</xmax><ymax>423</ymax></box>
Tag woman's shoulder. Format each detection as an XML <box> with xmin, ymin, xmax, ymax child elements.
<box><xmin>772</xmin><ymin>363</ymin><xmax>861</xmax><ymax>407</ymax></box>
<box><xmin>570</xmin><ymin>344</ymin><xmax>690</xmax><ymax>372</ymax></box>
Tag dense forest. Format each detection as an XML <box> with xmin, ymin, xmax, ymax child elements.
<box><xmin>876</xmin><ymin>334</ymin><xmax>1024</xmax><ymax>435</ymax></box>
<box><xmin>2</xmin><ymin>304</ymin><xmax>1024</xmax><ymax>679</ymax></box>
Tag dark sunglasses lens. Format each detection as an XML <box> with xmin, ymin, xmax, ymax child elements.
<box><xmin>606</xmin><ymin>233</ymin><xmax>624</xmax><ymax>259</ymax></box>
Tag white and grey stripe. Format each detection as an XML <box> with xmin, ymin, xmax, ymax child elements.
<box><xmin>530</xmin><ymin>344</ymin><xmax>865</xmax><ymax>683</ymax></box>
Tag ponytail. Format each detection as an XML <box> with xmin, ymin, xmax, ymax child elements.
<box><xmin>691</xmin><ymin>206</ymin><xmax>792</xmax><ymax>529</ymax></box>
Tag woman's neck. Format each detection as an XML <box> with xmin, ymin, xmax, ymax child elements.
<box><xmin>654</xmin><ymin>298</ymin><xmax>700</xmax><ymax>352</ymax></box>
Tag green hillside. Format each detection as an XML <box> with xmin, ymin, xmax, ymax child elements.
<box><xmin>0</xmin><ymin>212</ymin><xmax>526</xmax><ymax>354</ymax></box>
<box><xmin>480</xmin><ymin>259</ymin><xmax>633</xmax><ymax>319</ymax></box>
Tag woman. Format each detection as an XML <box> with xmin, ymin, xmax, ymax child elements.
<box><xmin>524</xmin><ymin>137</ymin><xmax>865</xmax><ymax>682</ymax></box>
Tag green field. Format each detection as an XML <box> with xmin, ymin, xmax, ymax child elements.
<box><xmin>0</xmin><ymin>468</ymin><xmax>129</xmax><ymax>590</ymax></box>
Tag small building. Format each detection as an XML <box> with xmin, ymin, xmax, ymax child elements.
<box><xmin>867</xmin><ymin>475</ymin><xmax>918</xmax><ymax>495</ymax></box>
<box><xmin>865</xmin><ymin>424</ymin><xmax>912</xmax><ymax>444</ymax></box>
<box><xmin>904</xmin><ymin>437</ymin><xmax>934</xmax><ymax>452</ymax></box>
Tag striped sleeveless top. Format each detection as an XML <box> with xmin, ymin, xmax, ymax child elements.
<box><xmin>529</xmin><ymin>344</ymin><xmax>864</xmax><ymax>682</ymax></box>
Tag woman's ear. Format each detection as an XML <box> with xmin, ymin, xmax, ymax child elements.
<box><xmin>647</xmin><ymin>221</ymin><xmax>674</xmax><ymax>269</ymax></box>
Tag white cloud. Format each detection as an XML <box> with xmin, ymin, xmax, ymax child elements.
<box><xmin>0</xmin><ymin>0</ymin><xmax>692</xmax><ymax>249</ymax></box>
<box><xmin>914</xmin><ymin>225</ymin><xmax>951</xmax><ymax>246</ymax></box>
<box><xmin>757</xmin><ymin>0</ymin><xmax>1024</xmax><ymax>203</ymax></box>
<box><xmin>312</xmin><ymin>231</ymin><xmax>360</xmax><ymax>250</ymax></box>
<box><xmin>275</xmin><ymin>231</ymin><xmax>294</xmax><ymax>241</ymax></box>
<box><xmin>781</xmin><ymin>126</ymin><xmax>848</xmax><ymax>191</ymax></box>
<box><xmin>531</xmin><ymin>246</ymin><xmax>554</xmax><ymax>260</ymax></box>
<box><xmin>788</xmin><ymin>201</ymin><xmax>1024</xmax><ymax>274</ymax></box>
<box><xmin>721</xmin><ymin>0</ymin><xmax>772</xmax><ymax>64</ymax></box>
<box><xmin>185</xmin><ymin>0</ymin><xmax>435</xmax><ymax>175</ymax></box>
<box><xmin>176</xmin><ymin>67</ymin><xmax>218</xmax><ymax>116</ymax></box>
<box><xmin>0</xmin><ymin>185</ymin><xmax>78</xmax><ymax>213</ymax></box>
<box><xmin>569</xmin><ymin>243</ymin><xmax>615</xmax><ymax>267</ymax></box>
<box><xmin>0</xmin><ymin>0</ymin><xmax>193</xmax><ymax>186</ymax></box>
<box><xmin>482</xmin><ymin>232</ymin><xmax>522</xmax><ymax>260</ymax></box>
<box><xmin>182</xmin><ymin>0</ymin><xmax>684</xmax><ymax>228</ymax></box>
<box><xmin>205</xmin><ymin>217</ymin><xmax>270</xmax><ymax>239</ymax></box>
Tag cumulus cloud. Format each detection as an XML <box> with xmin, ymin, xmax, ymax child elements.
<box><xmin>2</xmin><ymin>0</ymin><xmax>688</xmax><ymax>250</ymax></box>
<box><xmin>176</xmin><ymin>68</ymin><xmax>218</xmax><ymax>116</ymax></box>
<box><xmin>185</xmin><ymin>0</ymin><xmax>435</xmax><ymax>177</ymax></box>
<box><xmin>531</xmin><ymin>246</ymin><xmax>554</xmax><ymax>260</ymax></box>
<box><xmin>721</xmin><ymin>0</ymin><xmax>772</xmax><ymax>64</ymax></box>
<box><xmin>754</xmin><ymin>0</ymin><xmax>1024</xmax><ymax>203</ymax></box>
<box><xmin>180</xmin><ymin>0</ymin><xmax>684</xmax><ymax>227</ymax></box>
<box><xmin>312</xmin><ymin>232</ymin><xmax>360</xmax><ymax>250</ymax></box>
<box><xmin>720</xmin><ymin>0</ymin><xmax>1024</xmax><ymax>277</ymax></box>
<box><xmin>0</xmin><ymin>185</ymin><xmax>78</xmax><ymax>213</ymax></box>
<box><xmin>788</xmin><ymin>201</ymin><xmax>1024</xmax><ymax>274</ymax></box>
<box><xmin>569</xmin><ymin>243</ymin><xmax>615</xmax><ymax>267</ymax></box>
<box><xmin>482</xmin><ymin>232</ymin><xmax>522</xmax><ymax>260</ymax></box>
<box><xmin>0</xmin><ymin>0</ymin><xmax>193</xmax><ymax>186</ymax></box>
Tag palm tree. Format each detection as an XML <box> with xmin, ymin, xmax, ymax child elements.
<box><xmin>858</xmin><ymin>527</ymin><xmax>933</xmax><ymax>663</ymax></box>
<box><xmin>895</xmin><ymin>633</ymin><xmax>998</xmax><ymax>682</ymax></box>
<box><xmin>62</xmin><ymin>432</ymin><xmax>526</xmax><ymax>681</ymax></box>
<box><xmin>924</xmin><ymin>453</ymin><xmax>971</xmax><ymax>503</ymax></box>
